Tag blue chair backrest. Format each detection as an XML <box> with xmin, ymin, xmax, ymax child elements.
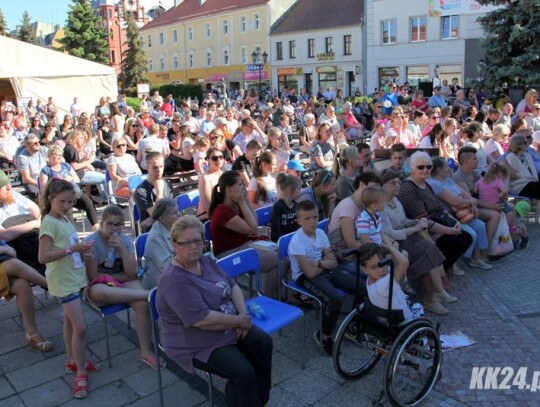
<box><xmin>204</xmin><ymin>220</ymin><xmax>211</xmax><ymax>241</ymax></box>
<box><xmin>255</xmin><ymin>205</ymin><xmax>272</xmax><ymax>226</ymax></box>
<box><xmin>148</xmin><ymin>288</ymin><xmax>159</xmax><ymax>322</ymax></box>
<box><xmin>133</xmin><ymin>204</ymin><xmax>140</xmax><ymax>222</ymax></box>
<box><xmin>128</xmin><ymin>174</ymin><xmax>147</xmax><ymax>191</ymax></box>
<box><xmin>318</xmin><ymin>218</ymin><xmax>329</xmax><ymax>232</ymax></box>
<box><xmin>277</xmin><ymin>232</ymin><xmax>295</xmax><ymax>262</ymax></box>
<box><xmin>177</xmin><ymin>190</ymin><xmax>200</xmax><ymax>211</ymax></box>
<box><xmin>105</xmin><ymin>170</ymin><xmax>112</xmax><ymax>183</ymax></box>
<box><xmin>217</xmin><ymin>248</ymin><xmax>259</xmax><ymax>279</ymax></box>
<box><xmin>135</xmin><ymin>233</ymin><xmax>149</xmax><ymax>259</ymax></box>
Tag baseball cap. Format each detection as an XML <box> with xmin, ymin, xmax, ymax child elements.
<box><xmin>287</xmin><ymin>159</ymin><xmax>305</xmax><ymax>172</ymax></box>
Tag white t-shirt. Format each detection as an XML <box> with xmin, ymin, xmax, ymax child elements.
<box><xmin>138</xmin><ymin>137</ymin><xmax>170</xmax><ymax>170</ymax></box>
<box><xmin>418</xmin><ymin>136</ymin><xmax>434</xmax><ymax>148</ymax></box>
<box><xmin>288</xmin><ymin>228</ymin><xmax>330</xmax><ymax>281</ymax></box>
<box><xmin>485</xmin><ymin>138</ymin><xmax>504</xmax><ymax>161</ymax></box>
<box><xmin>328</xmin><ymin>197</ymin><xmax>361</xmax><ymax>236</ymax></box>
<box><xmin>0</xmin><ymin>136</ymin><xmax>20</xmax><ymax>160</ymax></box>
<box><xmin>367</xmin><ymin>273</ymin><xmax>412</xmax><ymax>320</ymax></box>
<box><xmin>248</xmin><ymin>174</ymin><xmax>278</xmax><ymax>207</ymax></box>
<box><xmin>107</xmin><ymin>154</ymin><xmax>141</xmax><ymax>189</ymax></box>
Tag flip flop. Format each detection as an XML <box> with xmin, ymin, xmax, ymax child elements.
<box><xmin>139</xmin><ymin>355</ymin><xmax>166</xmax><ymax>370</ymax></box>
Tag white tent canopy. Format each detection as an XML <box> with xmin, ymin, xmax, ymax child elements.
<box><xmin>0</xmin><ymin>35</ymin><xmax>118</xmax><ymax>118</ymax></box>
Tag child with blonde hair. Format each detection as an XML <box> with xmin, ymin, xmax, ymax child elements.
<box><xmin>190</xmin><ymin>136</ymin><xmax>211</xmax><ymax>174</ymax></box>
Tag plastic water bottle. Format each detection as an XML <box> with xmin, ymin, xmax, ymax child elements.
<box><xmin>105</xmin><ymin>233</ymin><xmax>118</xmax><ymax>268</ymax></box>
<box><xmin>247</xmin><ymin>302</ymin><xmax>267</xmax><ymax>320</ymax></box>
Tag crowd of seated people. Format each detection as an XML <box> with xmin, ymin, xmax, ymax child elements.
<box><xmin>0</xmin><ymin>83</ymin><xmax>537</xmax><ymax>402</ymax></box>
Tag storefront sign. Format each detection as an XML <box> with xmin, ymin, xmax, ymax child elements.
<box><xmin>316</xmin><ymin>52</ymin><xmax>335</xmax><ymax>62</ymax></box>
<box><xmin>207</xmin><ymin>74</ymin><xmax>228</xmax><ymax>82</ymax></box>
<box><xmin>378</xmin><ymin>67</ymin><xmax>399</xmax><ymax>77</ymax></box>
<box><xmin>277</xmin><ymin>67</ymin><xmax>297</xmax><ymax>76</ymax></box>
<box><xmin>228</xmin><ymin>70</ymin><xmax>243</xmax><ymax>81</ymax></box>
<box><xmin>155</xmin><ymin>73</ymin><xmax>170</xmax><ymax>80</ymax></box>
<box><xmin>243</xmin><ymin>71</ymin><xmax>268</xmax><ymax>80</ymax></box>
<box><xmin>428</xmin><ymin>0</ymin><xmax>501</xmax><ymax>17</ymax></box>
<box><xmin>246</xmin><ymin>64</ymin><xmax>265</xmax><ymax>72</ymax></box>
<box><xmin>316</xmin><ymin>66</ymin><xmax>337</xmax><ymax>73</ymax></box>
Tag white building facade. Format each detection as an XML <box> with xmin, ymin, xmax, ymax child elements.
<box><xmin>365</xmin><ymin>0</ymin><xmax>500</xmax><ymax>93</ymax></box>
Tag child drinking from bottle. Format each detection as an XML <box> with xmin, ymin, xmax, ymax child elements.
<box><xmin>38</xmin><ymin>179</ymin><xmax>98</xmax><ymax>399</ymax></box>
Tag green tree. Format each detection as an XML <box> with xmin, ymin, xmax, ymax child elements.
<box><xmin>18</xmin><ymin>11</ymin><xmax>36</xmax><ymax>43</ymax></box>
<box><xmin>0</xmin><ymin>9</ymin><xmax>9</xmax><ymax>36</ymax></box>
<box><xmin>59</xmin><ymin>0</ymin><xmax>109</xmax><ymax>64</ymax></box>
<box><xmin>122</xmin><ymin>11</ymin><xmax>147</xmax><ymax>89</ymax></box>
<box><xmin>477</xmin><ymin>0</ymin><xmax>540</xmax><ymax>88</ymax></box>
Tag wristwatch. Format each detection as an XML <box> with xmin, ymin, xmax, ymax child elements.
<box><xmin>65</xmin><ymin>246</ymin><xmax>73</xmax><ymax>256</ymax></box>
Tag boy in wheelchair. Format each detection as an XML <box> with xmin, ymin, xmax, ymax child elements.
<box><xmin>358</xmin><ymin>242</ymin><xmax>424</xmax><ymax>321</ymax></box>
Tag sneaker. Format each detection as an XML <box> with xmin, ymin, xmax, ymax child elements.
<box><xmin>434</xmin><ymin>291</ymin><xmax>458</xmax><ymax>303</ymax></box>
<box><xmin>468</xmin><ymin>258</ymin><xmax>493</xmax><ymax>270</ymax></box>
<box><xmin>313</xmin><ymin>331</ymin><xmax>333</xmax><ymax>356</ymax></box>
<box><xmin>451</xmin><ymin>264</ymin><xmax>465</xmax><ymax>276</ymax></box>
<box><xmin>519</xmin><ymin>236</ymin><xmax>529</xmax><ymax>250</ymax></box>
<box><xmin>423</xmin><ymin>300</ymin><xmax>449</xmax><ymax>315</ymax></box>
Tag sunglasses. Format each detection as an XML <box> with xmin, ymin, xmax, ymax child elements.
<box><xmin>431</xmin><ymin>116</ymin><xmax>440</xmax><ymax>119</ymax></box>
<box><xmin>28</xmin><ymin>142</ymin><xmax>40</xmax><ymax>146</ymax></box>
<box><xmin>131</xmin><ymin>124</ymin><xmax>139</xmax><ymax>127</ymax></box>
<box><xmin>416</xmin><ymin>165</ymin><xmax>433</xmax><ymax>170</ymax></box>
<box><xmin>210</xmin><ymin>155</ymin><xmax>224</xmax><ymax>161</ymax></box>
<box><xmin>210</xmin><ymin>136</ymin><xmax>220</xmax><ymax>140</ymax></box>
<box><xmin>115</xmin><ymin>144</ymin><xmax>127</xmax><ymax>148</ymax></box>
<box><xmin>105</xmin><ymin>222</ymin><xmax>123</xmax><ymax>228</ymax></box>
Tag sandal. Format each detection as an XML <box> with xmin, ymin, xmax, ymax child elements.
<box><xmin>26</xmin><ymin>332</ymin><xmax>53</xmax><ymax>352</ymax></box>
<box><xmin>65</xmin><ymin>360</ymin><xmax>102</xmax><ymax>374</ymax></box>
<box><xmin>72</xmin><ymin>374</ymin><xmax>88</xmax><ymax>399</ymax></box>
<box><xmin>293</xmin><ymin>291</ymin><xmax>315</xmax><ymax>307</ymax></box>
<box><xmin>139</xmin><ymin>355</ymin><xmax>166</xmax><ymax>370</ymax></box>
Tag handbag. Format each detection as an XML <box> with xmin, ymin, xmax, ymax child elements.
<box><xmin>429</xmin><ymin>210</ymin><xmax>457</xmax><ymax>228</ymax></box>
<box><xmin>489</xmin><ymin>213</ymin><xmax>514</xmax><ymax>257</ymax></box>
<box><xmin>451</xmin><ymin>205</ymin><xmax>475</xmax><ymax>224</ymax></box>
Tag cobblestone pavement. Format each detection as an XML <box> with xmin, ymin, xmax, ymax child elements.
<box><xmin>1</xmin><ymin>210</ymin><xmax>539</xmax><ymax>406</ymax></box>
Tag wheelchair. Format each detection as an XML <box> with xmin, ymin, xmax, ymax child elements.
<box><xmin>332</xmin><ymin>251</ymin><xmax>442</xmax><ymax>407</ymax></box>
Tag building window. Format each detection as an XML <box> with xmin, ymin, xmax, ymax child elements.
<box><xmin>254</xmin><ymin>14</ymin><xmax>260</xmax><ymax>31</ymax></box>
<box><xmin>172</xmin><ymin>29</ymin><xmax>178</xmax><ymax>43</ymax></box>
<box><xmin>308</xmin><ymin>38</ymin><xmax>315</xmax><ymax>58</ymax></box>
<box><xmin>223</xmin><ymin>20</ymin><xmax>228</xmax><ymax>35</ymax></box>
<box><xmin>188</xmin><ymin>26</ymin><xmax>193</xmax><ymax>40</ymax></box>
<box><xmin>382</xmin><ymin>19</ymin><xmax>397</xmax><ymax>44</ymax></box>
<box><xmin>160</xmin><ymin>57</ymin><xmax>165</xmax><ymax>71</ymax></box>
<box><xmin>410</xmin><ymin>16</ymin><xmax>426</xmax><ymax>42</ymax></box>
<box><xmin>111</xmin><ymin>50</ymin><xmax>115</xmax><ymax>63</ymax></box>
<box><xmin>343</xmin><ymin>35</ymin><xmax>352</xmax><ymax>55</ymax></box>
<box><xmin>109</xmin><ymin>29</ymin><xmax>113</xmax><ymax>40</ymax></box>
<box><xmin>441</xmin><ymin>15</ymin><xmax>459</xmax><ymax>39</ymax></box>
<box><xmin>173</xmin><ymin>55</ymin><xmax>179</xmax><ymax>69</ymax></box>
<box><xmin>147</xmin><ymin>35</ymin><xmax>152</xmax><ymax>47</ymax></box>
<box><xmin>148</xmin><ymin>59</ymin><xmax>153</xmax><ymax>71</ymax></box>
<box><xmin>108</xmin><ymin>9</ymin><xmax>112</xmax><ymax>18</ymax></box>
<box><xmin>206</xmin><ymin>52</ymin><xmax>212</xmax><ymax>67</ymax></box>
<box><xmin>240</xmin><ymin>16</ymin><xmax>246</xmax><ymax>32</ymax></box>
<box><xmin>289</xmin><ymin>40</ymin><xmax>296</xmax><ymax>59</ymax></box>
<box><xmin>241</xmin><ymin>47</ymin><xmax>247</xmax><ymax>64</ymax></box>
<box><xmin>205</xmin><ymin>23</ymin><xmax>211</xmax><ymax>38</ymax></box>
<box><xmin>188</xmin><ymin>53</ymin><xmax>194</xmax><ymax>68</ymax></box>
<box><xmin>223</xmin><ymin>49</ymin><xmax>229</xmax><ymax>65</ymax></box>
<box><xmin>325</xmin><ymin>37</ymin><xmax>333</xmax><ymax>53</ymax></box>
<box><xmin>276</xmin><ymin>42</ymin><xmax>283</xmax><ymax>60</ymax></box>
<box><xmin>159</xmin><ymin>32</ymin><xmax>164</xmax><ymax>45</ymax></box>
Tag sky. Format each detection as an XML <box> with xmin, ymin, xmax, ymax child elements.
<box><xmin>2</xmin><ymin>0</ymin><xmax>70</xmax><ymax>30</ymax></box>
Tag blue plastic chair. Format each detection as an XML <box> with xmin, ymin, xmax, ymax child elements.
<box><xmin>177</xmin><ymin>190</ymin><xmax>200</xmax><ymax>212</ymax></box>
<box><xmin>255</xmin><ymin>205</ymin><xmax>272</xmax><ymax>226</ymax></box>
<box><xmin>217</xmin><ymin>248</ymin><xmax>305</xmax><ymax>368</ymax></box>
<box><xmin>317</xmin><ymin>218</ymin><xmax>329</xmax><ymax>232</ymax></box>
<box><xmin>148</xmin><ymin>288</ymin><xmax>216</xmax><ymax>407</ymax></box>
<box><xmin>135</xmin><ymin>233</ymin><xmax>149</xmax><ymax>279</ymax></box>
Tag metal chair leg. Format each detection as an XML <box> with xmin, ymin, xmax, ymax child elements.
<box><xmin>103</xmin><ymin>315</ymin><xmax>112</xmax><ymax>368</ymax></box>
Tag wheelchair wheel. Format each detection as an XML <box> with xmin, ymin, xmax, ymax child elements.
<box><xmin>383</xmin><ymin>321</ymin><xmax>442</xmax><ymax>407</ymax></box>
<box><xmin>333</xmin><ymin>308</ymin><xmax>383</xmax><ymax>380</ymax></box>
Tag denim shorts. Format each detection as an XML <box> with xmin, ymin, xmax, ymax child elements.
<box><xmin>56</xmin><ymin>290</ymin><xmax>82</xmax><ymax>305</ymax></box>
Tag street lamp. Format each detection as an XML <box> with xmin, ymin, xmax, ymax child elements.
<box><xmin>251</xmin><ymin>50</ymin><xmax>268</xmax><ymax>97</ymax></box>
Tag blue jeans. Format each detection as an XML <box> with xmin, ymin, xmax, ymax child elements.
<box><xmin>462</xmin><ymin>218</ymin><xmax>488</xmax><ymax>258</ymax></box>
<box><xmin>80</xmin><ymin>170</ymin><xmax>111</xmax><ymax>203</ymax></box>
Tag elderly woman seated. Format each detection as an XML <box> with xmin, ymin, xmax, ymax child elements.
<box><xmin>156</xmin><ymin>215</ymin><xmax>273</xmax><ymax>407</ymax></box>
<box><xmin>143</xmin><ymin>198</ymin><xmax>179</xmax><ymax>289</ymax></box>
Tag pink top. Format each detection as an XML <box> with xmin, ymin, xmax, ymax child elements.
<box><xmin>476</xmin><ymin>177</ymin><xmax>504</xmax><ymax>205</ymax></box>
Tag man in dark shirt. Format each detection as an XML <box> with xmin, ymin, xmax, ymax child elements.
<box><xmin>134</xmin><ymin>152</ymin><xmax>173</xmax><ymax>231</ymax></box>
<box><xmin>231</xmin><ymin>139</ymin><xmax>262</xmax><ymax>186</ymax></box>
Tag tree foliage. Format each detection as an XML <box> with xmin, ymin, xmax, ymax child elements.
<box><xmin>18</xmin><ymin>11</ymin><xmax>36</xmax><ymax>43</ymax></box>
<box><xmin>0</xmin><ymin>8</ymin><xmax>8</xmax><ymax>36</ymax></box>
<box><xmin>59</xmin><ymin>0</ymin><xmax>109</xmax><ymax>64</ymax></box>
<box><xmin>122</xmin><ymin>11</ymin><xmax>147</xmax><ymax>89</ymax></box>
<box><xmin>477</xmin><ymin>0</ymin><xmax>540</xmax><ymax>88</ymax></box>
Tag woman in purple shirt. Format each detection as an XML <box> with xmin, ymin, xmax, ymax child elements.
<box><xmin>156</xmin><ymin>215</ymin><xmax>272</xmax><ymax>407</ymax></box>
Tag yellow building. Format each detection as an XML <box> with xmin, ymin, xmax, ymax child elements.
<box><xmin>141</xmin><ymin>0</ymin><xmax>296</xmax><ymax>92</ymax></box>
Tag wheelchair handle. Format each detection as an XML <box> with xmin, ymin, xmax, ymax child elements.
<box><xmin>377</xmin><ymin>258</ymin><xmax>393</xmax><ymax>268</ymax></box>
<box><xmin>341</xmin><ymin>248</ymin><xmax>358</xmax><ymax>258</ymax></box>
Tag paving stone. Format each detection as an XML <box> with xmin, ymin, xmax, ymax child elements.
<box><xmin>122</xmin><ymin>365</ymin><xmax>179</xmax><ymax>397</ymax></box>
<box><xmin>0</xmin><ymin>346</ymin><xmax>47</xmax><ymax>374</ymax></box>
<box><xmin>0</xmin><ymin>320</ymin><xmax>28</xmax><ymax>355</ymax></box>
<box><xmin>0</xmin><ymin>394</ymin><xmax>25</xmax><ymax>406</ymax></box>
<box><xmin>266</xmin><ymin>385</ymin><xmax>310</xmax><ymax>407</ymax></box>
<box><xmin>0</xmin><ymin>375</ymin><xmax>15</xmax><ymax>399</ymax></box>
<box><xmin>87</xmin><ymin>332</ymin><xmax>137</xmax><ymax>361</ymax></box>
<box><xmin>278</xmin><ymin>370</ymin><xmax>341</xmax><ymax>405</ymax></box>
<box><xmin>59</xmin><ymin>381</ymin><xmax>138</xmax><ymax>407</ymax></box>
<box><xmin>19</xmin><ymin>378</ymin><xmax>72</xmax><ymax>407</ymax></box>
<box><xmin>6</xmin><ymin>353</ymin><xmax>67</xmax><ymax>392</ymax></box>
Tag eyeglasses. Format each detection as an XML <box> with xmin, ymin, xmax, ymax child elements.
<box><xmin>174</xmin><ymin>238</ymin><xmax>205</xmax><ymax>247</ymax></box>
<box><xmin>28</xmin><ymin>142</ymin><xmax>40</xmax><ymax>146</ymax></box>
<box><xmin>210</xmin><ymin>155</ymin><xmax>224</xmax><ymax>161</ymax></box>
<box><xmin>131</xmin><ymin>124</ymin><xmax>139</xmax><ymax>128</ymax></box>
<box><xmin>210</xmin><ymin>136</ymin><xmax>220</xmax><ymax>140</ymax></box>
<box><xmin>115</xmin><ymin>144</ymin><xmax>127</xmax><ymax>148</ymax></box>
<box><xmin>431</xmin><ymin>116</ymin><xmax>440</xmax><ymax>120</ymax></box>
<box><xmin>526</xmin><ymin>136</ymin><xmax>533</xmax><ymax>139</ymax></box>
<box><xmin>416</xmin><ymin>165</ymin><xmax>433</xmax><ymax>170</ymax></box>
<box><xmin>105</xmin><ymin>222</ymin><xmax>123</xmax><ymax>228</ymax></box>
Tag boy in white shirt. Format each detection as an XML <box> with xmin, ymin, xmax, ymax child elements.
<box><xmin>288</xmin><ymin>200</ymin><xmax>357</xmax><ymax>356</ymax></box>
